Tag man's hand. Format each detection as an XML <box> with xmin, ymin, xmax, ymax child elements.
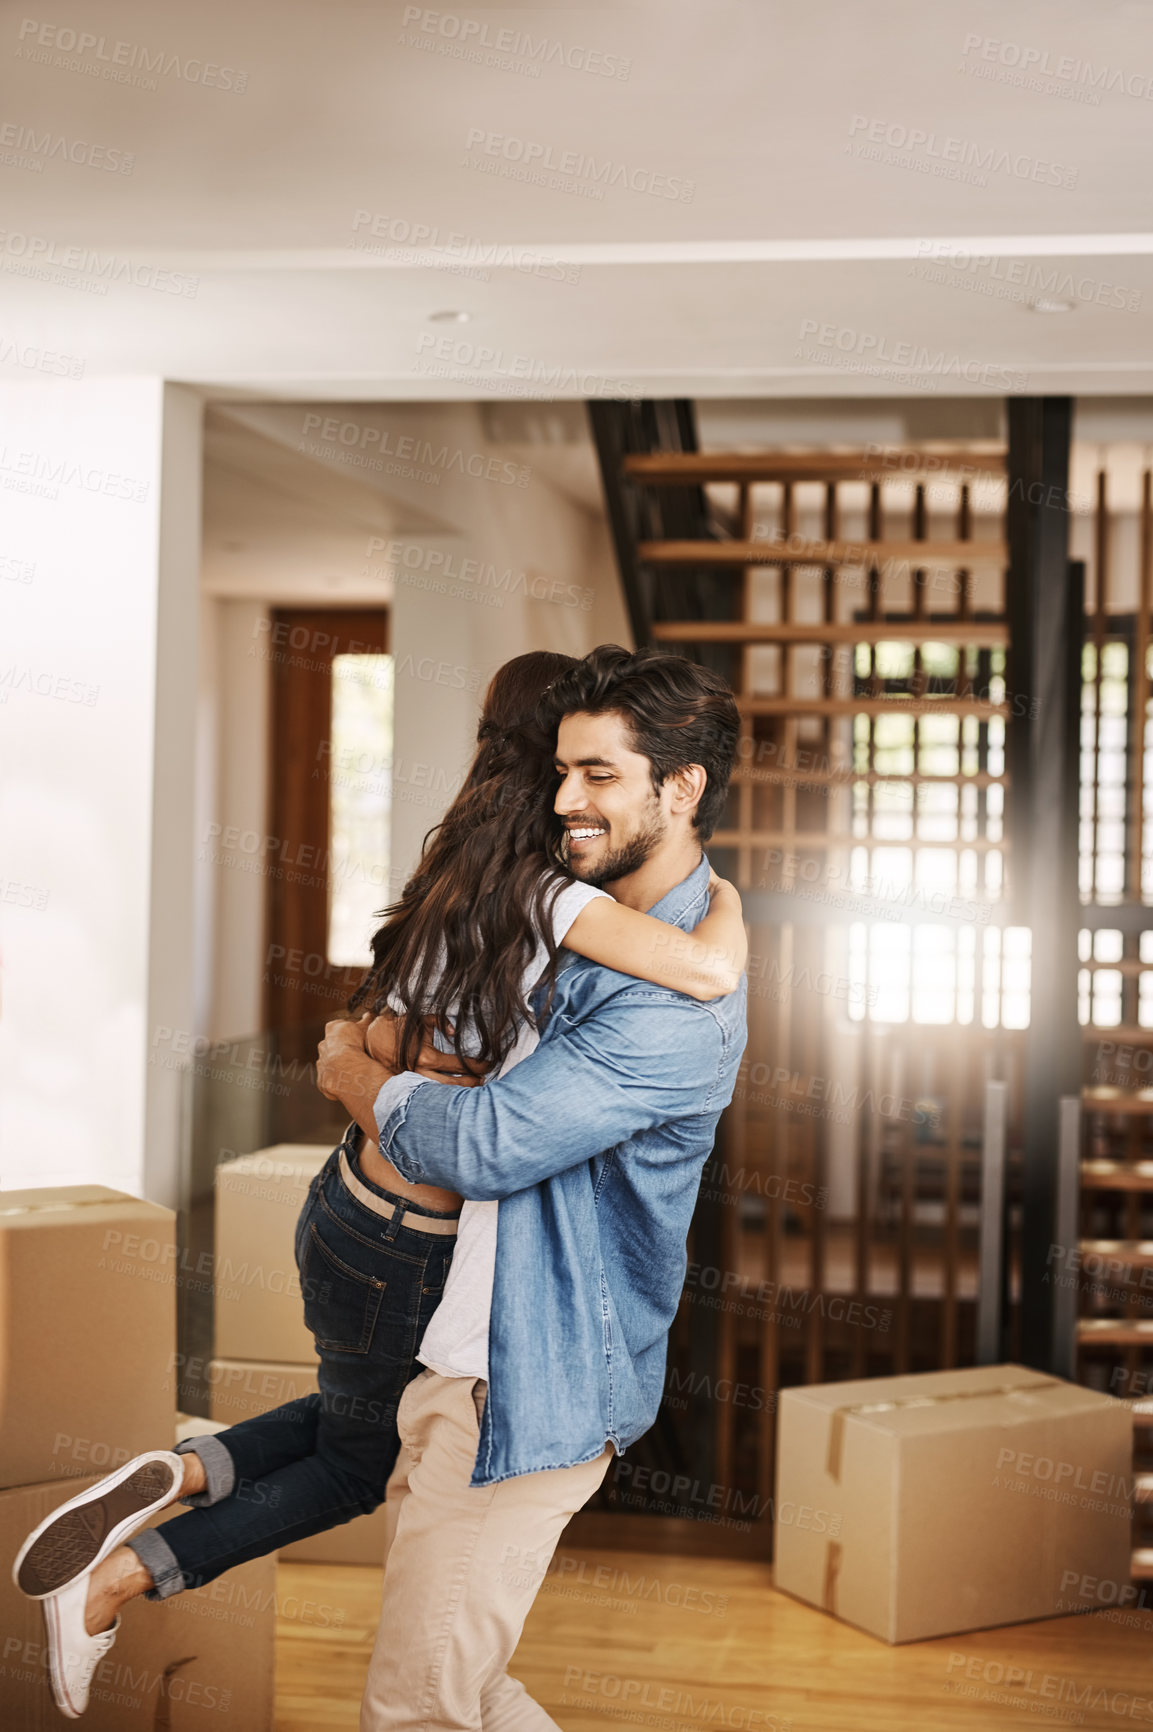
<box><xmin>316</xmin><ymin>1015</ymin><xmax>380</xmax><ymax>1104</ymax></box>
<box><xmin>313</xmin><ymin>1015</ymin><xmax>394</xmax><ymax>1151</ymax></box>
<box><xmin>365</xmin><ymin>1012</ymin><xmax>490</xmax><ymax>1088</ymax></box>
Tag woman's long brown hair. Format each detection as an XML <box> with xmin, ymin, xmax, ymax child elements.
<box><xmin>347</xmin><ymin>650</ymin><xmax>577</xmax><ymax>1073</ymax></box>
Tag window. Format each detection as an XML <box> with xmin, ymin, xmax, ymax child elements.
<box><xmin>327</xmin><ymin>653</ymin><xmax>394</xmax><ymax>968</ymax></box>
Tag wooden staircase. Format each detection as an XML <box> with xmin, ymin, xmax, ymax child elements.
<box><xmin>592</xmin><ymin>423</ymin><xmax>1017</xmax><ymax>1507</ymax></box>
<box><xmin>1132</xmin><ymin>1401</ymin><xmax>1153</xmax><ymax>1579</ymax></box>
<box><xmin>1077</xmin><ymin>1085</ymin><xmax>1153</xmax><ymax>1354</ymax></box>
<box><xmin>1077</xmin><ymin>1084</ymin><xmax>1153</xmax><ymax>1578</ymax></box>
<box><xmin>615</xmin><ymin>442</ymin><xmax>1010</xmax><ymax>895</ymax></box>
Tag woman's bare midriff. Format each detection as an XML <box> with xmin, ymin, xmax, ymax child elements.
<box><xmin>354</xmin><ymin>1128</ymin><xmax>463</xmax><ymax>1214</ymax></box>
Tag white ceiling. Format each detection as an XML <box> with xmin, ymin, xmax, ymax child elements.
<box><xmin>4</xmin><ymin>0</ymin><xmax>1153</xmax><ymax>398</ymax></box>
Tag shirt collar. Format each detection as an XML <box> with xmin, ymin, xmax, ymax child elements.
<box><xmin>643</xmin><ymin>853</ymin><xmax>712</xmax><ymax>933</ymax></box>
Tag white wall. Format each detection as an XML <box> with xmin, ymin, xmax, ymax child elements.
<box><xmin>355</xmin><ymin>402</ymin><xmax>627</xmax><ymax>883</ymax></box>
<box><xmin>0</xmin><ymin>380</ymin><xmax>201</xmax><ymax>1202</ymax></box>
<box><xmin>199</xmin><ymin>400</ymin><xmax>629</xmax><ymax>1039</ymax></box>
<box><xmin>386</xmin><ymin>458</ymin><xmax>627</xmax><ymax>878</ymax></box>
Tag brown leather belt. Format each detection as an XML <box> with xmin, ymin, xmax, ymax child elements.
<box><xmin>337</xmin><ymin>1148</ymin><xmax>459</xmax><ymax>1236</ymax></box>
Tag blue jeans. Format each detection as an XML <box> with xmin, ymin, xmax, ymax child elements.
<box><xmin>128</xmin><ymin>1127</ymin><xmax>458</xmax><ymax>1597</ymax></box>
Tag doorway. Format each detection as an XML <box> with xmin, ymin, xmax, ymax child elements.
<box><xmin>263</xmin><ymin>606</ymin><xmax>392</xmax><ymax>1033</ymax></box>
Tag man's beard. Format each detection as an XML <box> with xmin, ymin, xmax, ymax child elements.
<box><xmin>568</xmin><ymin>810</ymin><xmax>667</xmax><ymax>888</ymax></box>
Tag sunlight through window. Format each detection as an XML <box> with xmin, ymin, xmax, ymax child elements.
<box><xmin>843</xmin><ymin>641</ymin><xmax>1021</xmax><ymax>1028</ymax></box>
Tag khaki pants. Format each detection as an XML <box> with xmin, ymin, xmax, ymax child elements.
<box><xmin>361</xmin><ymin>1368</ymin><xmax>613</xmax><ymax>1732</ymax></box>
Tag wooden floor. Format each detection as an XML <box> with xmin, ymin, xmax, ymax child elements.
<box><xmin>275</xmin><ymin>1550</ymin><xmax>1153</xmax><ymax>1731</ymax></box>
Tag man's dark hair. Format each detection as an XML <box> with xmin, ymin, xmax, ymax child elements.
<box><xmin>540</xmin><ymin>645</ymin><xmax>740</xmax><ymax>840</ymax></box>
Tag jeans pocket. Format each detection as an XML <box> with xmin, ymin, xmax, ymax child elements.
<box><xmin>299</xmin><ymin>1219</ymin><xmax>387</xmax><ymax>1354</ymax></box>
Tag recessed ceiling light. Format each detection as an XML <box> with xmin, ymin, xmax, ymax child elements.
<box><xmin>428</xmin><ymin>310</ymin><xmax>471</xmax><ymax>322</ymax></box>
<box><xmin>1029</xmin><ymin>298</ymin><xmax>1075</xmax><ymax>314</ymax></box>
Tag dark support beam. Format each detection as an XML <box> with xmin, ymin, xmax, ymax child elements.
<box><xmin>1006</xmin><ymin>398</ymin><xmax>1081</xmax><ymax>1372</ymax></box>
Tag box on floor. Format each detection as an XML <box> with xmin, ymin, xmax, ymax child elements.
<box><xmin>0</xmin><ymin>1186</ymin><xmax>176</xmax><ymax>1490</ymax></box>
<box><xmin>197</xmin><ymin>1360</ymin><xmax>390</xmax><ymax>1566</ymax></box>
<box><xmin>0</xmin><ymin>1476</ymin><xmax>275</xmax><ymax>1731</ymax></box>
<box><xmin>774</xmin><ymin>1362</ymin><xmax>1133</xmax><ymax>1644</ymax></box>
<box><xmin>214</xmin><ymin>1146</ymin><xmax>329</xmax><ymax>1363</ymax></box>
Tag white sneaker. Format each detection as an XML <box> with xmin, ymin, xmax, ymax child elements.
<box><xmin>13</xmin><ymin>1450</ymin><xmax>184</xmax><ymax>1598</ymax></box>
<box><xmin>42</xmin><ymin>1574</ymin><xmax>120</xmax><ymax>1719</ymax></box>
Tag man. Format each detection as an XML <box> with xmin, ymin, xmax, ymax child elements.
<box><xmin>316</xmin><ymin>644</ymin><xmax>748</xmax><ymax>1731</ymax></box>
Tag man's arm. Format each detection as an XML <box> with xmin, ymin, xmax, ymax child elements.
<box><xmin>375</xmin><ymin>988</ymin><xmax>728</xmax><ymax>1200</ymax></box>
<box><xmin>315</xmin><ymin>1017</ymin><xmax>485</xmax><ymax>1145</ymax></box>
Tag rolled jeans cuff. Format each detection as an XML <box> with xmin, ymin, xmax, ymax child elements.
<box><xmin>174</xmin><ymin>1433</ymin><xmax>236</xmax><ymax>1505</ymax></box>
<box><xmin>125</xmin><ymin>1527</ymin><xmax>189</xmax><ymax>1602</ymax></box>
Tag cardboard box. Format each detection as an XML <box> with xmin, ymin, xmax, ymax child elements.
<box><xmin>0</xmin><ymin>1186</ymin><xmax>176</xmax><ymax>1489</ymax></box>
<box><xmin>774</xmin><ymin>1363</ymin><xmax>1133</xmax><ymax>1644</ymax></box>
<box><xmin>0</xmin><ymin>1476</ymin><xmax>275</xmax><ymax>1730</ymax></box>
<box><xmin>214</xmin><ymin>1146</ymin><xmax>329</xmax><ymax>1363</ymax></box>
<box><xmin>204</xmin><ymin>1358</ymin><xmax>321</xmax><ymax>1428</ymax></box>
<box><xmin>202</xmin><ymin>1360</ymin><xmax>389</xmax><ymax>1566</ymax></box>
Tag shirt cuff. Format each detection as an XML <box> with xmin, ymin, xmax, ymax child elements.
<box><xmin>372</xmin><ymin>1072</ymin><xmax>429</xmax><ymax>1180</ymax></box>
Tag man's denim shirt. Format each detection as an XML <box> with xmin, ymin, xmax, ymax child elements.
<box><xmin>373</xmin><ymin>856</ymin><xmax>748</xmax><ymax>1486</ymax></box>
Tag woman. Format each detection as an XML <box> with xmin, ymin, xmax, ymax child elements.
<box><xmin>14</xmin><ymin>650</ymin><xmax>747</xmax><ymax>1720</ymax></box>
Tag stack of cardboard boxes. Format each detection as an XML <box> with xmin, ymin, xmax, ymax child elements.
<box><xmin>0</xmin><ymin>1184</ymin><xmax>276</xmax><ymax>1727</ymax></box>
<box><xmin>201</xmin><ymin>1147</ymin><xmax>391</xmax><ymax>1566</ymax></box>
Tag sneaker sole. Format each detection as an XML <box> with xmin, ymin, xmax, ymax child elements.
<box><xmin>15</xmin><ymin>1458</ymin><xmax>180</xmax><ymax>1598</ymax></box>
